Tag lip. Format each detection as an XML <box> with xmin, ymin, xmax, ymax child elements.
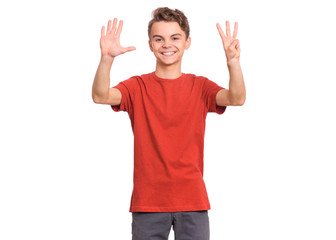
<box><xmin>160</xmin><ymin>51</ymin><xmax>177</xmax><ymax>56</ymax></box>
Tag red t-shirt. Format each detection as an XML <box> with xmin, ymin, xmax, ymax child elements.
<box><xmin>112</xmin><ymin>72</ymin><xmax>226</xmax><ymax>212</ymax></box>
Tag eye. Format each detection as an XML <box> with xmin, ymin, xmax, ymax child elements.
<box><xmin>172</xmin><ymin>37</ymin><xmax>180</xmax><ymax>41</ymax></box>
<box><xmin>155</xmin><ymin>38</ymin><xmax>162</xmax><ymax>42</ymax></box>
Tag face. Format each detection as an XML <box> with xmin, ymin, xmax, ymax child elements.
<box><xmin>149</xmin><ymin>21</ymin><xmax>191</xmax><ymax>67</ymax></box>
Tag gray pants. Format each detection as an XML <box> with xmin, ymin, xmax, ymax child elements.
<box><xmin>132</xmin><ymin>211</ymin><xmax>210</xmax><ymax>240</ymax></box>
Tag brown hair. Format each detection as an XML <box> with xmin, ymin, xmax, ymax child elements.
<box><xmin>148</xmin><ymin>7</ymin><xmax>190</xmax><ymax>39</ymax></box>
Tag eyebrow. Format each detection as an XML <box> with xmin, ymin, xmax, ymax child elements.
<box><xmin>152</xmin><ymin>33</ymin><xmax>183</xmax><ymax>38</ymax></box>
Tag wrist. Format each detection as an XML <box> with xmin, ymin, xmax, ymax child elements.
<box><xmin>227</xmin><ymin>58</ymin><xmax>240</xmax><ymax>68</ymax></box>
<box><xmin>100</xmin><ymin>54</ymin><xmax>115</xmax><ymax>64</ymax></box>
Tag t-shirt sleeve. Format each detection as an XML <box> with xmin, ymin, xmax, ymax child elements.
<box><xmin>202</xmin><ymin>77</ymin><xmax>227</xmax><ymax>114</ymax></box>
<box><xmin>110</xmin><ymin>77</ymin><xmax>138</xmax><ymax>115</ymax></box>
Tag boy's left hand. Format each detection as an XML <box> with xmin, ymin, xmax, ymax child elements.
<box><xmin>216</xmin><ymin>21</ymin><xmax>240</xmax><ymax>64</ymax></box>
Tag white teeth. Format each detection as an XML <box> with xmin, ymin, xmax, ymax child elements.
<box><xmin>162</xmin><ymin>52</ymin><xmax>175</xmax><ymax>56</ymax></box>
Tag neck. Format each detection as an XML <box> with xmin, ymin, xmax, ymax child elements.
<box><xmin>154</xmin><ymin>62</ymin><xmax>182</xmax><ymax>79</ymax></box>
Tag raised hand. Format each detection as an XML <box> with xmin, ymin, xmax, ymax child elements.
<box><xmin>216</xmin><ymin>21</ymin><xmax>240</xmax><ymax>63</ymax></box>
<box><xmin>100</xmin><ymin>18</ymin><xmax>136</xmax><ymax>58</ymax></box>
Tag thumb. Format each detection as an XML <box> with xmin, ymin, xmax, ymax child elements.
<box><xmin>230</xmin><ymin>39</ymin><xmax>239</xmax><ymax>50</ymax></box>
<box><xmin>123</xmin><ymin>46</ymin><xmax>136</xmax><ymax>52</ymax></box>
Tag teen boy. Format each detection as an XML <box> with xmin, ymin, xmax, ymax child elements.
<box><xmin>92</xmin><ymin>7</ymin><xmax>245</xmax><ymax>240</ymax></box>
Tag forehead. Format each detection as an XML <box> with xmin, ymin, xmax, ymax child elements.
<box><xmin>150</xmin><ymin>21</ymin><xmax>185</xmax><ymax>38</ymax></box>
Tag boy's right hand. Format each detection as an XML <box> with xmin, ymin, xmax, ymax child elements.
<box><xmin>100</xmin><ymin>18</ymin><xmax>136</xmax><ymax>58</ymax></box>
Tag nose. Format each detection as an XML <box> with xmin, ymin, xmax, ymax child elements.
<box><xmin>162</xmin><ymin>40</ymin><xmax>172</xmax><ymax>48</ymax></box>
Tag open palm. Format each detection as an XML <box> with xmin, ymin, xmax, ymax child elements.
<box><xmin>100</xmin><ymin>18</ymin><xmax>136</xmax><ymax>57</ymax></box>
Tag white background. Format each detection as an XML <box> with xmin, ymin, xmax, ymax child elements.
<box><xmin>1</xmin><ymin>0</ymin><xmax>335</xmax><ymax>239</ymax></box>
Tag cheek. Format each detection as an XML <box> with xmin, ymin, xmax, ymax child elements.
<box><xmin>150</xmin><ymin>42</ymin><xmax>156</xmax><ymax>51</ymax></box>
<box><xmin>151</xmin><ymin>46</ymin><xmax>160</xmax><ymax>56</ymax></box>
<box><xmin>153</xmin><ymin>45</ymin><xmax>162</xmax><ymax>53</ymax></box>
<box><xmin>177</xmin><ymin>43</ymin><xmax>186</xmax><ymax>51</ymax></box>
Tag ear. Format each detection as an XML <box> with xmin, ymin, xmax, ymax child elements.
<box><xmin>185</xmin><ymin>36</ymin><xmax>191</xmax><ymax>50</ymax></box>
<box><xmin>148</xmin><ymin>40</ymin><xmax>154</xmax><ymax>52</ymax></box>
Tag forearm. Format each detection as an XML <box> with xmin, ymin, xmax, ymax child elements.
<box><xmin>92</xmin><ymin>55</ymin><xmax>115</xmax><ymax>102</ymax></box>
<box><xmin>227</xmin><ymin>60</ymin><xmax>246</xmax><ymax>105</ymax></box>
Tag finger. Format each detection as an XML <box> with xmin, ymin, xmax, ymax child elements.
<box><xmin>120</xmin><ymin>46</ymin><xmax>136</xmax><ymax>55</ymax></box>
<box><xmin>116</xmin><ymin>20</ymin><xmax>123</xmax><ymax>37</ymax></box>
<box><xmin>107</xmin><ymin>19</ymin><xmax>112</xmax><ymax>34</ymax></box>
<box><xmin>230</xmin><ymin>39</ymin><xmax>239</xmax><ymax>50</ymax></box>
<box><xmin>226</xmin><ymin>21</ymin><xmax>231</xmax><ymax>38</ymax></box>
<box><xmin>123</xmin><ymin>46</ymin><xmax>136</xmax><ymax>52</ymax></box>
<box><xmin>111</xmin><ymin>18</ymin><xmax>118</xmax><ymax>34</ymax></box>
<box><xmin>216</xmin><ymin>23</ymin><xmax>226</xmax><ymax>39</ymax></box>
<box><xmin>101</xmin><ymin>26</ymin><xmax>105</xmax><ymax>37</ymax></box>
<box><xmin>233</xmin><ymin>22</ymin><xmax>238</xmax><ymax>39</ymax></box>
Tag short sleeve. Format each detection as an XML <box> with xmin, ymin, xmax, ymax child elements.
<box><xmin>111</xmin><ymin>77</ymin><xmax>138</xmax><ymax>114</ymax></box>
<box><xmin>202</xmin><ymin>78</ymin><xmax>227</xmax><ymax>114</ymax></box>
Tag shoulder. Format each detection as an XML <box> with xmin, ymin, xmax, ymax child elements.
<box><xmin>183</xmin><ymin>73</ymin><xmax>208</xmax><ymax>80</ymax></box>
<box><xmin>140</xmin><ymin>72</ymin><xmax>153</xmax><ymax>79</ymax></box>
<box><xmin>182</xmin><ymin>73</ymin><xmax>211</xmax><ymax>86</ymax></box>
<box><xmin>118</xmin><ymin>73</ymin><xmax>154</xmax><ymax>92</ymax></box>
<box><xmin>184</xmin><ymin>73</ymin><xmax>223</xmax><ymax>93</ymax></box>
<box><xmin>124</xmin><ymin>72</ymin><xmax>154</xmax><ymax>84</ymax></box>
<box><xmin>181</xmin><ymin>73</ymin><xmax>204</xmax><ymax>82</ymax></box>
<box><xmin>120</xmin><ymin>74</ymin><xmax>147</xmax><ymax>87</ymax></box>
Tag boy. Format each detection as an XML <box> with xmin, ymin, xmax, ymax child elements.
<box><xmin>92</xmin><ymin>7</ymin><xmax>245</xmax><ymax>240</ymax></box>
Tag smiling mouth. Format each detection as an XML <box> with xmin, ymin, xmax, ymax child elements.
<box><xmin>161</xmin><ymin>51</ymin><xmax>176</xmax><ymax>56</ymax></box>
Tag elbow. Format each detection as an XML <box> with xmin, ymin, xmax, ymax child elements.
<box><xmin>92</xmin><ymin>97</ymin><xmax>100</xmax><ymax>104</ymax></box>
<box><xmin>92</xmin><ymin>94</ymin><xmax>99</xmax><ymax>104</ymax></box>
<box><xmin>229</xmin><ymin>94</ymin><xmax>246</xmax><ymax>106</ymax></box>
<box><xmin>236</xmin><ymin>96</ymin><xmax>246</xmax><ymax>106</ymax></box>
<box><xmin>92</xmin><ymin>94</ymin><xmax>105</xmax><ymax>104</ymax></box>
<box><xmin>227</xmin><ymin>89</ymin><xmax>246</xmax><ymax>106</ymax></box>
<box><xmin>232</xmin><ymin>99</ymin><xmax>245</xmax><ymax>106</ymax></box>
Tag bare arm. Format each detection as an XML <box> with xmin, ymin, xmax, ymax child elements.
<box><xmin>92</xmin><ymin>55</ymin><xmax>122</xmax><ymax>105</ymax></box>
<box><xmin>215</xmin><ymin>21</ymin><xmax>246</xmax><ymax>106</ymax></box>
<box><xmin>92</xmin><ymin>18</ymin><xmax>136</xmax><ymax>105</ymax></box>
